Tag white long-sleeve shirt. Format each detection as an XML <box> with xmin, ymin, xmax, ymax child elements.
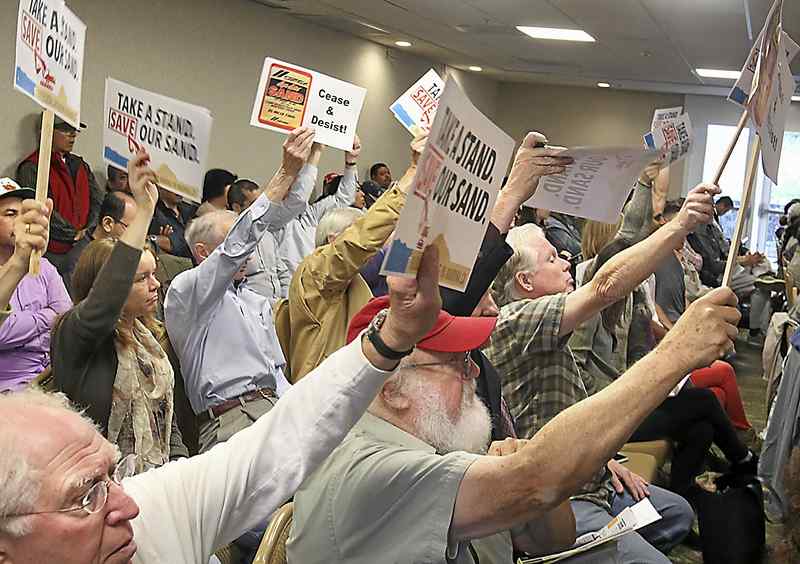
<box><xmin>126</xmin><ymin>338</ymin><xmax>392</xmax><ymax>563</ymax></box>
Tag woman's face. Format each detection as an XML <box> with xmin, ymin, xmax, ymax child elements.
<box><xmin>123</xmin><ymin>251</ymin><xmax>160</xmax><ymax>318</ymax></box>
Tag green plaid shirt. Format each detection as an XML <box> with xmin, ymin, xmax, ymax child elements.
<box><xmin>482</xmin><ymin>294</ymin><xmax>614</xmax><ymax>510</ymax></box>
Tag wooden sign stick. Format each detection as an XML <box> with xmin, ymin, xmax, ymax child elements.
<box><xmin>722</xmin><ymin>135</ymin><xmax>762</xmax><ymax>287</ymax></box>
<box><xmin>712</xmin><ymin>110</ymin><xmax>749</xmax><ymax>186</ymax></box>
<box><xmin>28</xmin><ymin>109</ymin><xmax>54</xmax><ymax>276</ymax></box>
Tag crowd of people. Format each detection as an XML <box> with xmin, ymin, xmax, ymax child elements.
<box><xmin>0</xmin><ymin>101</ymin><xmax>798</xmax><ymax>564</ymax></box>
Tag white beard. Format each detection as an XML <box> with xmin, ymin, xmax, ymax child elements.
<box><xmin>407</xmin><ymin>378</ymin><xmax>493</xmax><ymax>455</ymax></box>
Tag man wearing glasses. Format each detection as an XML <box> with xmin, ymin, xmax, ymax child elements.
<box><xmin>16</xmin><ymin>113</ymin><xmax>103</xmax><ymax>281</ymax></box>
<box><xmin>0</xmin><ymin>246</ymin><xmax>444</xmax><ymax>564</ymax></box>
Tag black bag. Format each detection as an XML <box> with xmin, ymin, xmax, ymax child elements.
<box><xmin>693</xmin><ymin>473</ymin><xmax>766</xmax><ymax>564</ymax></box>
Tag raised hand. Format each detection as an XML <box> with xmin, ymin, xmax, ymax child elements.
<box><xmin>410</xmin><ymin>132</ymin><xmax>428</xmax><ymax>167</ymax></box>
<box><xmin>658</xmin><ymin>286</ymin><xmax>740</xmax><ymax>371</ymax></box>
<box><xmin>674</xmin><ymin>183</ymin><xmax>720</xmax><ymax>232</ymax></box>
<box><xmin>346</xmin><ymin>134</ymin><xmax>362</xmax><ymax>165</ymax></box>
<box><xmin>381</xmin><ymin>245</ymin><xmax>442</xmax><ymax>353</ymax></box>
<box><xmin>638</xmin><ymin>161</ymin><xmax>663</xmax><ymax>187</ymax></box>
<box><xmin>282</xmin><ymin>127</ymin><xmax>315</xmax><ymax>176</ymax></box>
<box><xmin>127</xmin><ymin>149</ymin><xmax>158</xmax><ymax>211</ymax></box>
<box><xmin>504</xmin><ymin>131</ymin><xmax>573</xmax><ymax>202</ymax></box>
<box><xmin>11</xmin><ymin>198</ymin><xmax>52</xmax><ymax>267</ymax></box>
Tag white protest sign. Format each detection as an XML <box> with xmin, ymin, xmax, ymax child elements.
<box><xmin>729</xmin><ymin>30</ymin><xmax>798</xmax><ymax>107</ymax></box>
<box><xmin>14</xmin><ymin>0</ymin><xmax>86</xmax><ymax>128</ymax></box>
<box><xmin>103</xmin><ymin>78</ymin><xmax>213</xmax><ymax>203</ymax></box>
<box><xmin>381</xmin><ymin>78</ymin><xmax>514</xmax><ymax>291</ymax></box>
<box><xmin>389</xmin><ymin>69</ymin><xmax>445</xmax><ymax>135</ymax></box>
<box><xmin>756</xmin><ymin>35</ymin><xmax>795</xmax><ymax>184</ymax></box>
<box><xmin>250</xmin><ymin>58</ymin><xmax>366</xmax><ymax>151</ymax></box>
<box><xmin>526</xmin><ymin>146</ymin><xmax>658</xmax><ymax>223</ymax></box>
<box><xmin>650</xmin><ymin>106</ymin><xmax>683</xmax><ymax>132</ymax></box>
<box><xmin>643</xmin><ymin>113</ymin><xmax>694</xmax><ymax>166</ymax></box>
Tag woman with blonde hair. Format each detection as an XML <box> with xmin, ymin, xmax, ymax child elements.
<box><xmin>51</xmin><ymin>150</ymin><xmax>187</xmax><ymax>471</ymax></box>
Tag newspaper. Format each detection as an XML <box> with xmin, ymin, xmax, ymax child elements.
<box><xmin>517</xmin><ymin>498</ymin><xmax>662</xmax><ymax>564</ymax></box>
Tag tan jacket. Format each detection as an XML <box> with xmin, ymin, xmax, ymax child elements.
<box><xmin>279</xmin><ymin>185</ymin><xmax>406</xmax><ymax>382</ymax></box>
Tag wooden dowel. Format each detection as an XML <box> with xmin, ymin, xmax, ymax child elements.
<box><xmin>722</xmin><ymin>136</ymin><xmax>761</xmax><ymax>287</ymax></box>
<box><xmin>28</xmin><ymin>110</ymin><xmax>54</xmax><ymax>276</ymax></box>
<box><xmin>713</xmin><ymin>110</ymin><xmax>749</xmax><ymax>186</ymax></box>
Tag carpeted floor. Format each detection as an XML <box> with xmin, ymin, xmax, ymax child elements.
<box><xmin>669</xmin><ymin>336</ymin><xmax>784</xmax><ymax>563</ymax></box>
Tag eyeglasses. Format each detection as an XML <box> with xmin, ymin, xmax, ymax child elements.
<box><xmin>116</xmin><ymin>219</ymin><xmax>130</xmax><ymax>230</ymax></box>
<box><xmin>400</xmin><ymin>352</ymin><xmax>475</xmax><ymax>380</ymax></box>
<box><xmin>9</xmin><ymin>454</ymin><xmax>136</xmax><ymax>518</ymax></box>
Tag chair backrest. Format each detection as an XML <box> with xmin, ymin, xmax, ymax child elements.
<box><xmin>253</xmin><ymin>502</ymin><xmax>294</xmax><ymax>564</ymax></box>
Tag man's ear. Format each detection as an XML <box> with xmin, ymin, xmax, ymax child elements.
<box><xmin>515</xmin><ymin>270</ymin><xmax>534</xmax><ymax>293</ymax></box>
<box><xmin>100</xmin><ymin>215</ymin><xmax>114</xmax><ymax>234</ymax></box>
<box><xmin>193</xmin><ymin>242</ymin><xmax>208</xmax><ymax>261</ymax></box>
<box><xmin>380</xmin><ymin>379</ymin><xmax>411</xmax><ymax>411</ymax></box>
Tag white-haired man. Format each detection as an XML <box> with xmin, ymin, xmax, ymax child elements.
<box><xmin>0</xmin><ymin>241</ymin><xmax>446</xmax><ymax>564</ymax></box>
<box><xmin>165</xmin><ymin>127</ymin><xmax>317</xmax><ymax>453</ymax></box>
<box><xmin>482</xmin><ymin>184</ymin><xmax>727</xmax><ymax>562</ymax></box>
<box><xmin>288</xmin><ymin>270</ymin><xmax>741</xmax><ymax>563</ymax></box>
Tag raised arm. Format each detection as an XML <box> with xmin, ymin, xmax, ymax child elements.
<box><xmin>559</xmin><ymin>183</ymin><xmax>719</xmax><ymax>337</ymax></box>
<box><xmin>331</xmin><ymin>135</ymin><xmax>360</xmax><ymax>208</ymax></box>
<box><xmin>618</xmin><ymin>163</ymin><xmax>660</xmax><ymax>243</ymax></box>
<box><xmin>450</xmin><ymin>287</ymin><xmax>740</xmax><ymax>542</ymax></box>
<box><xmin>0</xmin><ymin>199</ymin><xmax>52</xmax><ymax>320</ymax></box>
<box><xmin>126</xmin><ymin>246</ymin><xmax>443</xmax><ymax>559</ymax></box>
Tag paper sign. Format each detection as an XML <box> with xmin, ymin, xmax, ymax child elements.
<box><xmin>526</xmin><ymin>146</ymin><xmax>658</xmax><ymax>223</ymax></box>
<box><xmin>756</xmin><ymin>34</ymin><xmax>795</xmax><ymax>184</ymax></box>
<box><xmin>650</xmin><ymin>106</ymin><xmax>683</xmax><ymax>132</ymax></box>
<box><xmin>103</xmin><ymin>78</ymin><xmax>213</xmax><ymax>203</ymax></box>
<box><xmin>14</xmin><ymin>0</ymin><xmax>86</xmax><ymax>128</ymax></box>
<box><xmin>390</xmin><ymin>69</ymin><xmax>445</xmax><ymax>135</ymax></box>
<box><xmin>250</xmin><ymin>58</ymin><xmax>366</xmax><ymax>151</ymax></box>
<box><xmin>381</xmin><ymin>78</ymin><xmax>514</xmax><ymax>291</ymax></box>
<box><xmin>643</xmin><ymin>113</ymin><xmax>694</xmax><ymax>166</ymax></box>
<box><xmin>728</xmin><ymin>30</ymin><xmax>799</xmax><ymax>107</ymax></box>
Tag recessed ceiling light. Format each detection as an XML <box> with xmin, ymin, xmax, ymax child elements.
<box><xmin>516</xmin><ymin>26</ymin><xmax>596</xmax><ymax>42</ymax></box>
<box><xmin>695</xmin><ymin>68</ymin><xmax>741</xmax><ymax>80</ymax></box>
<box><xmin>792</xmin><ymin>95</ymin><xmax>800</xmax><ymax>102</ymax></box>
<box><xmin>597</xmin><ymin>82</ymin><xmax>611</xmax><ymax>88</ymax></box>
<box><xmin>468</xmin><ymin>66</ymin><xmax>483</xmax><ymax>72</ymax></box>
<box><xmin>394</xmin><ymin>40</ymin><xmax>412</xmax><ymax>47</ymax></box>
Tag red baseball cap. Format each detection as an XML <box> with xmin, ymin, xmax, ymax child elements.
<box><xmin>347</xmin><ymin>296</ymin><xmax>497</xmax><ymax>353</ymax></box>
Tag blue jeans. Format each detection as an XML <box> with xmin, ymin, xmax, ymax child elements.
<box><xmin>568</xmin><ymin>485</ymin><xmax>693</xmax><ymax>563</ymax></box>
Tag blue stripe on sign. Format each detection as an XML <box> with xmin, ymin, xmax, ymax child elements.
<box><xmin>729</xmin><ymin>87</ymin><xmax>747</xmax><ymax>105</ymax></box>
<box><xmin>15</xmin><ymin>67</ymin><xmax>36</xmax><ymax>95</ymax></box>
<box><xmin>643</xmin><ymin>133</ymin><xmax>655</xmax><ymax>149</ymax></box>
<box><xmin>390</xmin><ymin>103</ymin><xmax>415</xmax><ymax>128</ymax></box>
<box><xmin>104</xmin><ymin>147</ymin><xmax>129</xmax><ymax>168</ymax></box>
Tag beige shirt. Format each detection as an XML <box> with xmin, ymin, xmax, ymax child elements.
<box><xmin>288</xmin><ymin>412</ymin><xmax>514</xmax><ymax>564</ymax></box>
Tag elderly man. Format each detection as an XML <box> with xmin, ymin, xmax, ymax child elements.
<box><xmin>275</xmin><ymin>136</ymin><xmax>360</xmax><ymax>277</ymax></box>
<box><xmin>16</xmin><ymin>114</ymin><xmax>103</xmax><ymax>279</ymax></box>
<box><xmin>0</xmin><ymin>179</ymin><xmax>71</xmax><ymax>392</ymax></box>
<box><xmin>0</xmin><ymin>237</ymin><xmax>445</xmax><ymax>563</ymax></box>
<box><xmin>165</xmin><ymin>128</ymin><xmax>317</xmax><ymax>453</ymax></box>
<box><xmin>483</xmin><ymin>185</ymin><xmax>727</xmax><ymax>561</ymax></box>
<box><xmin>288</xmin><ymin>276</ymin><xmax>741</xmax><ymax>563</ymax></box>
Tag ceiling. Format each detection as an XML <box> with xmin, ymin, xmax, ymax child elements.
<box><xmin>252</xmin><ymin>0</ymin><xmax>800</xmax><ymax>97</ymax></box>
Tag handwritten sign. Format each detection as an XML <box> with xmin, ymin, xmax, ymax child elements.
<box><xmin>14</xmin><ymin>0</ymin><xmax>86</xmax><ymax>128</ymax></box>
<box><xmin>526</xmin><ymin>146</ymin><xmax>658</xmax><ymax>223</ymax></box>
<box><xmin>390</xmin><ymin>69</ymin><xmax>445</xmax><ymax>135</ymax></box>
<box><xmin>250</xmin><ymin>58</ymin><xmax>366</xmax><ymax>151</ymax></box>
<box><xmin>644</xmin><ymin>113</ymin><xmax>694</xmax><ymax>166</ymax></box>
<box><xmin>103</xmin><ymin>78</ymin><xmax>213</xmax><ymax>203</ymax></box>
<box><xmin>381</xmin><ymin>78</ymin><xmax>514</xmax><ymax>291</ymax></box>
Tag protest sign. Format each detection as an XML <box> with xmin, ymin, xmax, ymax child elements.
<box><xmin>14</xmin><ymin>0</ymin><xmax>85</xmax><ymax>128</ymax></box>
<box><xmin>729</xmin><ymin>30</ymin><xmax>798</xmax><ymax>107</ymax></box>
<box><xmin>649</xmin><ymin>106</ymin><xmax>683</xmax><ymax>132</ymax></box>
<box><xmin>103</xmin><ymin>78</ymin><xmax>213</xmax><ymax>203</ymax></box>
<box><xmin>381</xmin><ymin>78</ymin><xmax>514</xmax><ymax>291</ymax></box>
<box><xmin>250</xmin><ymin>58</ymin><xmax>366</xmax><ymax>151</ymax></box>
<box><xmin>526</xmin><ymin>146</ymin><xmax>658</xmax><ymax>223</ymax></box>
<box><xmin>389</xmin><ymin>69</ymin><xmax>445</xmax><ymax>135</ymax></box>
<box><xmin>756</xmin><ymin>34</ymin><xmax>795</xmax><ymax>184</ymax></box>
<box><xmin>644</xmin><ymin>113</ymin><xmax>694</xmax><ymax>166</ymax></box>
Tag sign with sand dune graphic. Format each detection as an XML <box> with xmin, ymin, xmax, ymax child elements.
<box><xmin>103</xmin><ymin>77</ymin><xmax>212</xmax><ymax>203</ymax></box>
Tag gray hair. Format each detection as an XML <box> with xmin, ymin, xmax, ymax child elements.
<box><xmin>315</xmin><ymin>208</ymin><xmax>363</xmax><ymax>247</ymax></box>
<box><xmin>492</xmin><ymin>224</ymin><xmax>544</xmax><ymax>307</ymax></box>
<box><xmin>185</xmin><ymin>209</ymin><xmax>237</xmax><ymax>259</ymax></box>
<box><xmin>0</xmin><ymin>390</ymin><xmax>97</xmax><ymax>538</ymax></box>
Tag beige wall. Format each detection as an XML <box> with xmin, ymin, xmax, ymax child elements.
<box><xmin>0</xmin><ymin>0</ymin><xmax>500</xmax><ymax>188</ymax></box>
<box><xmin>494</xmin><ymin>82</ymin><xmax>687</xmax><ymax>198</ymax></box>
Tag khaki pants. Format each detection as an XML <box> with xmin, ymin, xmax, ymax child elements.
<box><xmin>197</xmin><ymin>396</ymin><xmax>276</xmax><ymax>454</ymax></box>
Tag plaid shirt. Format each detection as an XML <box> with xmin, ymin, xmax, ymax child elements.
<box><xmin>483</xmin><ymin>294</ymin><xmax>614</xmax><ymax>510</ymax></box>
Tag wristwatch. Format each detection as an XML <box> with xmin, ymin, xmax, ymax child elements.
<box><xmin>364</xmin><ymin>309</ymin><xmax>413</xmax><ymax>360</ymax></box>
